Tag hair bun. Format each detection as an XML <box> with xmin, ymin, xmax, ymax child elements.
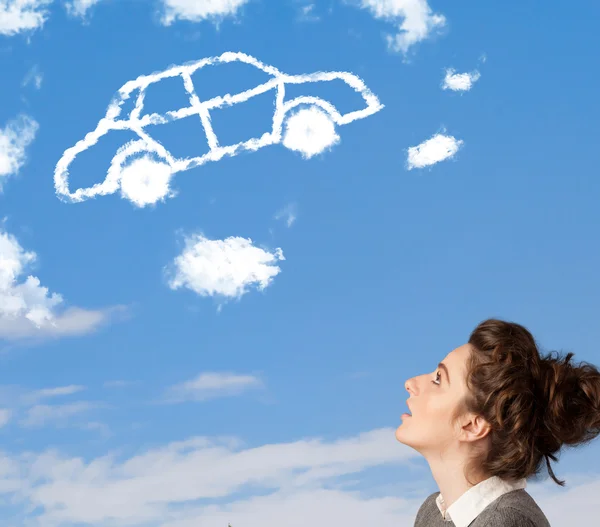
<box><xmin>536</xmin><ymin>351</ymin><xmax>600</xmax><ymax>448</ymax></box>
<box><xmin>467</xmin><ymin>319</ymin><xmax>600</xmax><ymax>486</ymax></box>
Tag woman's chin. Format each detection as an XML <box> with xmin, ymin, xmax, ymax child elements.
<box><xmin>395</xmin><ymin>425</ymin><xmax>406</xmax><ymax>443</ymax></box>
<box><xmin>395</xmin><ymin>428</ymin><xmax>421</xmax><ymax>454</ymax></box>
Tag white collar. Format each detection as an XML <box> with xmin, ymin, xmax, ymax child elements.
<box><xmin>435</xmin><ymin>476</ymin><xmax>527</xmax><ymax>526</ymax></box>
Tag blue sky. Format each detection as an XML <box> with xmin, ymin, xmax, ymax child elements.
<box><xmin>1</xmin><ymin>0</ymin><xmax>600</xmax><ymax>525</ymax></box>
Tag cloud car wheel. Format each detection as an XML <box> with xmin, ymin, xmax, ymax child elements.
<box><xmin>109</xmin><ymin>140</ymin><xmax>175</xmax><ymax>208</ymax></box>
<box><xmin>281</xmin><ymin>105</ymin><xmax>340</xmax><ymax>159</ymax></box>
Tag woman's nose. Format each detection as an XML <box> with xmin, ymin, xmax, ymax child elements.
<box><xmin>405</xmin><ymin>378</ymin><xmax>416</xmax><ymax>395</ymax></box>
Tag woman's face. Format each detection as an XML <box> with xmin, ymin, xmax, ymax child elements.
<box><xmin>395</xmin><ymin>344</ymin><xmax>472</xmax><ymax>456</ymax></box>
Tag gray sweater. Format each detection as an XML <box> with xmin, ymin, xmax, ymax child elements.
<box><xmin>414</xmin><ymin>489</ymin><xmax>551</xmax><ymax>527</ymax></box>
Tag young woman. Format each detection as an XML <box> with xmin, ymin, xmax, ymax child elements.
<box><xmin>396</xmin><ymin>319</ymin><xmax>600</xmax><ymax>527</ymax></box>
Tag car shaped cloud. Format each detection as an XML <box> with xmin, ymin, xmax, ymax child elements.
<box><xmin>54</xmin><ymin>51</ymin><xmax>384</xmax><ymax>206</ymax></box>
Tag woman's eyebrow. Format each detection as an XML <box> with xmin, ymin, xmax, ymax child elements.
<box><xmin>438</xmin><ymin>362</ymin><xmax>451</xmax><ymax>385</ymax></box>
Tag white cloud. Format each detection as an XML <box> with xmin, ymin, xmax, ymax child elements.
<box><xmin>0</xmin><ymin>114</ymin><xmax>38</xmax><ymax>191</ymax></box>
<box><xmin>65</xmin><ymin>0</ymin><xmax>102</xmax><ymax>18</ymax></box>
<box><xmin>22</xmin><ymin>65</ymin><xmax>43</xmax><ymax>89</ymax></box>
<box><xmin>2</xmin><ymin>427</ymin><xmax>419</xmax><ymax>525</ymax></box>
<box><xmin>160</xmin><ymin>0</ymin><xmax>249</xmax><ymax>25</ymax></box>
<box><xmin>0</xmin><ymin>228</ymin><xmax>62</xmax><ymax>328</ymax></box>
<box><xmin>0</xmin><ymin>424</ymin><xmax>595</xmax><ymax>526</ymax></box>
<box><xmin>0</xmin><ymin>385</ymin><xmax>94</xmax><ymax>429</ymax></box>
<box><xmin>442</xmin><ymin>68</ymin><xmax>481</xmax><ymax>92</ymax></box>
<box><xmin>19</xmin><ymin>401</ymin><xmax>98</xmax><ymax>428</ymax></box>
<box><xmin>532</xmin><ymin>474</ymin><xmax>600</xmax><ymax>525</ymax></box>
<box><xmin>165</xmin><ymin>372</ymin><xmax>263</xmax><ymax>403</ymax></box>
<box><xmin>0</xmin><ymin>227</ymin><xmax>122</xmax><ymax>341</ymax></box>
<box><xmin>406</xmin><ymin>132</ymin><xmax>463</xmax><ymax>170</ymax></box>
<box><xmin>297</xmin><ymin>3</ymin><xmax>319</xmax><ymax>22</ymax></box>
<box><xmin>0</xmin><ymin>0</ymin><xmax>51</xmax><ymax>36</ymax></box>
<box><xmin>54</xmin><ymin>52</ymin><xmax>382</xmax><ymax>206</ymax></box>
<box><xmin>275</xmin><ymin>203</ymin><xmax>297</xmax><ymax>227</ymax></box>
<box><xmin>166</xmin><ymin>233</ymin><xmax>284</xmax><ymax>300</ymax></box>
<box><xmin>283</xmin><ymin>106</ymin><xmax>340</xmax><ymax>159</ymax></box>
<box><xmin>119</xmin><ymin>156</ymin><xmax>176</xmax><ymax>208</ymax></box>
<box><xmin>0</xmin><ymin>408</ymin><xmax>11</xmax><ymax>427</ymax></box>
<box><xmin>21</xmin><ymin>385</ymin><xmax>86</xmax><ymax>406</ymax></box>
<box><xmin>357</xmin><ymin>0</ymin><xmax>446</xmax><ymax>55</ymax></box>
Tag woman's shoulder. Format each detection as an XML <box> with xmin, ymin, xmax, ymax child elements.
<box><xmin>417</xmin><ymin>491</ymin><xmax>440</xmax><ymax>511</ymax></box>
<box><xmin>477</xmin><ymin>489</ymin><xmax>551</xmax><ymax>527</ymax></box>
<box><xmin>414</xmin><ymin>492</ymin><xmax>442</xmax><ymax>526</ymax></box>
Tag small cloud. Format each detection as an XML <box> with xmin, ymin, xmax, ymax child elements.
<box><xmin>165</xmin><ymin>372</ymin><xmax>264</xmax><ymax>403</ymax></box>
<box><xmin>0</xmin><ymin>114</ymin><xmax>38</xmax><ymax>191</ymax></box>
<box><xmin>441</xmin><ymin>68</ymin><xmax>481</xmax><ymax>92</ymax></box>
<box><xmin>0</xmin><ymin>0</ymin><xmax>51</xmax><ymax>36</ymax></box>
<box><xmin>0</xmin><ymin>384</ymin><xmax>100</xmax><ymax>430</ymax></box>
<box><xmin>64</xmin><ymin>0</ymin><xmax>102</xmax><ymax>18</ymax></box>
<box><xmin>356</xmin><ymin>0</ymin><xmax>446</xmax><ymax>56</ymax></box>
<box><xmin>82</xmin><ymin>420</ymin><xmax>111</xmax><ymax>437</ymax></box>
<box><xmin>407</xmin><ymin>132</ymin><xmax>463</xmax><ymax>170</ymax></box>
<box><xmin>0</xmin><ymin>408</ymin><xmax>11</xmax><ymax>427</ymax></box>
<box><xmin>21</xmin><ymin>385</ymin><xmax>86</xmax><ymax>406</ymax></box>
<box><xmin>19</xmin><ymin>401</ymin><xmax>98</xmax><ymax>428</ymax></box>
<box><xmin>118</xmin><ymin>156</ymin><xmax>176</xmax><ymax>208</ymax></box>
<box><xmin>275</xmin><ymin>203</ymin><xmax>297</xmax><ymax>228</ymax></box>
<box><xmin>283</xmin><ymin>106</ymin><xmax>340</xmax><ymax>159</ymax></box>
<box><xmin>160</xmin><ymin>0</ymin><xmax>249</xmax><ymax>26</ymax></box>
<box><xmin>0</xmin><ymin>227</ymin><xmax>127</xmax><ymax>342</ymax></box>
<box><xmin>166</xmin><ymin>233</ymin><xmax>284</xmax><ymax>302</ymax></box>
<box><xmin>22</xmin><ymin>65</ymin><xmax>43</xmax><ymax>90</ymax></box>
<box><xmin>297</xmin><ymin>3</ymin><xmax>319</xmax><ymax>22</ymax></box>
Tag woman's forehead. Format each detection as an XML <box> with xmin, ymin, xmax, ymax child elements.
<box><xmin>443</xmin><ymin>344</ymin><xmax>472</xmax><ymax>374</ymax></box>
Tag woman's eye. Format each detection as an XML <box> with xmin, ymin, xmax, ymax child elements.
<box><xmin>432</xmin><ymin>371</ymin><xmax>441</xmax><ymax>385</ymax></box>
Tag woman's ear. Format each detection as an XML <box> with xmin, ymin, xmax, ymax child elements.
<box><xmin>459</xmin><ymin>413</ymin><xmax>492</xmax><ymax>443</ymax></box>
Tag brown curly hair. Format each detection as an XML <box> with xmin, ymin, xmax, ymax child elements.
<box><xmin>456</xmin><ymin>319</ymin><xmax>600</xmax><ymax>487</ymax></box>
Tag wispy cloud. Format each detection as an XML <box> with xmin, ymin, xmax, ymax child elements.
<box><xmin>19</xmin><ymin>401</ymin><xmax>99</xmax><ymax>428</ymax></box>
<box><xmin>166</xmin><ymin>233</ymin><xmax>284</xmax><ymax>302</ymax></box>
<box><xmin>65</xmin><ymin>0</ymin><xmax>103</xmax><ymax>18</ymax></box>
<box><xmin>0</xmin><ymin>0</ymin><xmax>51</xmax><ymax>36</ymax></box>
<box><xmin>3</xmin><ymin>0</ymin><xmax>248</xmax><ymax>36</ymax></box>
<box><xmin>0</xmin><ymin>384</ymin><xmax>104</xmax><ymax>431</ymax></box>
<box><xmin>82</xmin><ymin>420</ymin><xmax>111</xmax><ymax>438</ymax></box>
<box><xmin>0</xmin><ymin>408</ymin><xmax>11</xmax><ymax>427</ymax></box>
<box><xmin>165</xmin><ymin>372</ymin><xmax>264</xmax><ymax>403</ymax></box>
<box><xmin>356</xmin><ymin>0</ymin><xmax>446</xmax><ymax>55</ymax></box>
<box><xmin>22</xmin><ymin>65</ymin><xmax>43</xmax><ymax>89</ymax></box>
<box><xmin>0</xmin><ymin>114</ymin><xmax>38</xmax><ymax>191</ymax></box>
<box><xmin>0</xmin><ymin>427</ymin><xmax>419</xmax><ymax>525</ymax></box>
<box><xmin>406</xmin><ymin>132</ymin><xmax>463</xmax><ymax>170</ymax></box>
<box><xmin>0</xmin><ymin>227</ymin><xmax>127</xmax><ymax>341</ymax></box>
<box><xmin>275</xmin><ymin>203</ymin><xmax>297</xmax><ymax>227</ymax></box>
<box><xmin>442</xmin><ymin>68</ymin><xmax>481</xmax><ymax>92</ymax></box>
<box><xmin>0</xmin><ymin>425</ymin><xmax>592</xmax><ymax>526</ymax></box>
<box><xmin>159</xmin><ymin>0</ymin><xmax>249</xmax><ymax>25</ymax></box>
<box><xmin>20</xmin><ymin>385</ymin><xmax>86</xmax><ymax>406</ymax></box>
<box><xmin>297</xmin><ymin>3</ymin><xmax>320</xmax><ymax>22</ymax></box>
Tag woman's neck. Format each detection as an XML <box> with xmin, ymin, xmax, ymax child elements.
<box><xmin>425</xmin><ymin>454</ymin><xmax>490</xmax><ymax>510</ymax></box>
